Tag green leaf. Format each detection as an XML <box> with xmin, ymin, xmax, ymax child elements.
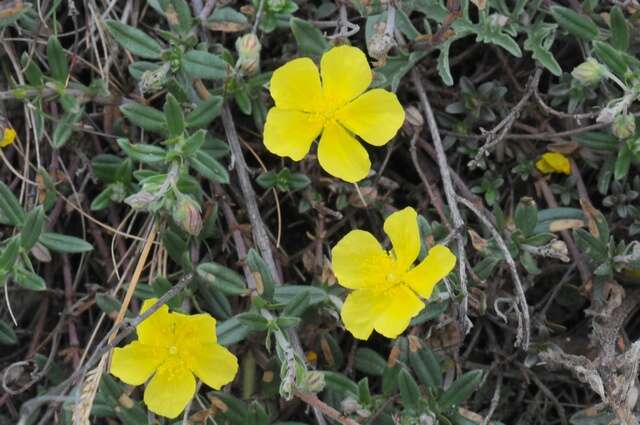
<box><xmin>281</xmin><ymin>290</ymin><xmax>310</xmax><ymax>317</ymax></box>
<box><xmin>609</xmin><ymin>6</ymin><xmax>629</xmax><ymax>52</ymax></box>
<box><xmin>236</xmin><ymin>312</ymin><xmax>270</xmax><ymax>331</ymax></box>
<box><xmin>355</xmin><ymin>348</ymin><xmax>387</xmax><ymax>376</ymax></box>
<box><xmin>0</xmin><ymin>181</ymin><xmax>26</xmax><ymax>226</ymax></box>
<box><xmin>409</xmin><ymin>345</ymin><xmax>442</xmax><ymax>390</ymax></box>
<box><xmin>437</xmin><ymin>42</ymin><xmax>454</xmax><ymax>86</ymax></box>
<box><xmin>52</xmin><ymin>111</ymin><xmax>82</xmax><ymax>148</ymax></box>
<box><xmin>164</xmin><ymin>93</ymin><xmax>185</xmax><ymax>137</ymax></box>
<box><xmin>0</xmin><ymin>238</ymin><xmax>20</xmax><ymax>271</ymax></box>
<box><xmin>573</xmin><ymin>228</ymin><xmax>607</xmax><ymax>261</ymax></box>
<box><xmin>398</xmin><ymin>368</ymin><xmax>421</xmax><ymax>410</ymax></box>
<box><xmin>22</xmin><ymin>53</ymin><xmax>44</xmax><ymax>87</ymax></box>
<box><xmin>14</xmin><ymin>267</ymin><xmax>47</xmax><ymax>291</ymax></box>
<box><xmin>323</xmin><ymin>372</ymin><xmax>359</xmax><ymax>396</ymax></box>
<box><xmin>246</xmin><ymin>249</ymin><xmax>275</xmax><ymax>300</ymax></box>
<box><xmin>117</xmin><ymin>139</ymin><xmax>166</xmax><ymax>164</ymax></box>
<box><xmin>21</xmin><ymin>207</ymin><xmax>45</xmax><ymax>251</ymax></box>
<box><xmin>39</xmin><ymin>232</ymin><xmax>94</xmax><ymax>253</ymax></box>
<box><xmin>274</xmin><ymin>316</ymin><xmax>301</xmax><ymax>329</ymax></box>
<box><xmin>0</xmin><ymin>320</ymin><xmax>17</xmax><ymax>345</ymax></box>
<box><xmin>573</xmin><ymin>131</ymin><xmax>619</xmax><ymax>151</ymax></box>
<box><xmin>614</xmin><ymin>143</ymin><xmax>632</xmax><ymax>180</ymax></box>
<box><xmin>290</xmin><ymin>17</ymin><xmax>329</xmax><ymax>56</ymax></box>
<box><xmin>47</xmin><ymin>37</ymin><xmax>68</xmax><ymax>83</ymax></box>
<box><xmin>217</xmin><ymin>316</ymin><xmax>251</xmax><ymax>345</ymax></box>
<box><xmin>186</xmin><ymin>95</ymin><xmax>223</xmax><ymax>128</ymax></box>
<box><xmin>182</xmin><ymin>50</ymin><xmax>228</xmax><ymax>80</ymax></box>
<box><xmin>273</xmin><ymin>285</ymin><xmax>327</xmax><ymax>306</ymax></box>
<box><xmin>120</xmin><ymin>102</ymin><xmax>166</xmax><ymax>133</ymax></box>
<box><xmin>190</xmin><ymin>149</ymin><xmax>229</xmax><ymax>183</ymax></box>
<box><xmin>593</xmin><ymin>41</ymin><xmax>627</xmax><ymax>78</ymax></box>
<box><xmin>197</xmin><ymin>262</ymin><xmax>248</xmax><ymax>296</ymax></box>
<box><xmin>105</xmin><ymin>20</ymin><xmax>163</xmax><ymax>59</ymax></box>
<box><xmin>182</xmin><ymin>130</ymin><xmax>206</xmax><ymax>156</ymax></box>
<box><xmin>514</xmin><ymin>197</ymin><xmax>538</xmax><ymax>237</ymax></box>
<box><xmin>524</xmin><ymin>24</ymin><xmax>562</xmax><ymax>76</ymax></box>
<box><xmin>550</xmin><ymin>6</ymin><xmax>599</xmax><ymax>41</ymax></box>
<box><xmin>438</xmin><ymin>370</ymin><xmax>483</xmax><ymax>411</ymax></box>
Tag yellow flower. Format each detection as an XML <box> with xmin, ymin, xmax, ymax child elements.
<box><xmin>331</xmin><ymin>207</ymin><xmax>456</xmax><ymax>339</ymax></box>
<box><xmin>1</xmin><ymin>128</ymin><xmax>16</xmax><ymax>148</ymax></box>
<box><xmin>110</xmin><ymin>299</ymin><xmax>238</xmax><ymax>418</ymax></box>
<box><xmin>263</xmin><ymin>45</ymin><xmax>405</xmax><ymax>183</ymax></box>
<box><xmin>535</xmin><ymin>152</ymin><xmax>571</xmax><ymax>175</ymax></box>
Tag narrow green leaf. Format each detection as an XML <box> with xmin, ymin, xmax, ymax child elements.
<box><xmin>117</xmin><ymin>139</ymin><xmax>166</xmax><ymax>164</ymax></box>
<box><xmin>190</xmin><ymin>149</ymin><xmax>229</xmax><ymax>183</ymax></box>
<box><xmin>47</xmin><ymin>37</ymin><xmax>69</xmax><ymax>82</ymax></box>
<box><xmin>290</xmin><ymin>17</ymin><xmax>329</xmax><ymax>56</ymax></box>
<box><xmin>52</xmin><ymin>111</ymin><xmax>82</xmax><ymax>149</ymax></box>
<box><xmin>398</xmin><ymin>369</ymin><xmax>421</xmax><ymax>410</ymax></box>
<box><xmin>0</xmin><ymin>320</ymin><xmax>17</xmax><ymax>345</ymax></box>
<box><xmin>197</xmin><ymin>262</ymin><xmax>248</xmax><ymax>296</ymax></box>
<box><xmin>550</xmin><ymin>6</ymin><xmax>599</xmax><ymax>40</ymax></box>
<box><xmin>120</xmin><ymin>102</ymin><xmax>166</xmax><ymax>133</ymax></box>
<box><xmin>186</xmin><ymin>95</ymin><xmax>223</xmax><ymax>128</ymax></box>
<box><xmin>593</xmin><ymin>41</ymin><xmax>627</xmax><ymax>78</ymax></box>
<box><xmin>614</xmin><ymin>143</ymin><xmax>631</xmax><ymax>180</ymax></box>
<box><xmin>0</xmin><ymin>238</ymin><xmax>20</xmax><ymax>271</ymax></box>
<box><xmin>236</xmin><ymin>312</ymin><xmax>270</xmax><ymax>331</ymax></box>
<box><xmin>14</xmin><ymin>267</ymin><xmax>47</xmax><ymax>291</ymax></box>
<box><xmin>0</xmin><ymin>182</ymin><xmax>25</xmax><ymax>226</ymax></box>
<box><xmin>409</xmin><ymin>346</ymin><xmax>442</xmax><ymax>390</ymax></box>
<box><xmin>246</xmin><ymin>249</ymin><xmax>275</xmax><ymax>301</ymax></box>
<box><xmin>182</xmin><ymin>50</ymin><xmax>228</xmax><ymax>80</ymax></box>
<box><xmin>438</xmin><ymin>370</ymin><xmax>483</xmax><ymax>410</ymax></box>
<box><xmin>217</xmin><ymin>316</ymin><xmax>251</xmax><ymax>346</ymax></box>
<box><xmin>609</xmin><ymin>6</ymin><xmax>629</xmax><ymax>51</ymax></box>
<box><xmin>355</xmin><ymin>348</ymin><xmax>387</xmax><ymax>376</ymax></box>
<box><xmin>514</xmin><ymin>197</ymin><xmax>538</xmax><ymax>237</ymax></box>
<box><xmin>164</xmin><ymin>93</ymin><xmax>185</xmax><ymax>137</ymax></box>
<box><xmin>21</xmin><ymin>207</ymin><xmax>46</xmax><ymax>250</ymax></box>
<box><xmin>39</xmin><ymin>232</ymin><xmax>94</xmax><ymax>253</ymax></box>
<box><xmin>106</xmin><ymin>20</ymin><xmax>163</xmax><ymax>59</ymax></box>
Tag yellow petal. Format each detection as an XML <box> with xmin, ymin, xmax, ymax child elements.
<box><xmin>317</xmin><ymin>121</ymin><xmax>370</xmax><ymax>183</ymax></box>
<box><xmin>405</xmin><ymin>245</ymin><xmax>456</xmax><ymax>299</ymax></box>
<box><xmin>535</xmin><ymin>152</ymin><xmax>571</xmax><ymax>175</ymax></box>
<box><xmin>320</xmin><ymin>46</ymin><xmax>372</xmax><ymax>107</ymax></box>
<box><xmin>1</xmin><ymin>128</ymin><xmax>16</xmax><ymax>148</ymax></box>
<box><xmin>187</xmin><ymin>342</ymin><xmax>239</xmax><ymax>389</ymax></box>
<box><xmin>341</xmin><ymin>289</ymin><xmax>386</xmax><ymax>340</ymax></box>
<box><xmin>374</xmin><ymin>285</ymin><xmax>425</xmax><ymax>339</ymax></box>
<box><xmin>136</xmin><ymin>298</ymin><xmax>174</xmax><ymax>348</ymax></box>
<box><xmin>144</xmin><ymin>362</ymin><xmax>195</xmax><ymax>419</ymax></box>
<box><xmin>110</xmin><ymin>341</ymin><xmax>164</xmax><ymax>385</ymax></box>
<box><xmin>263</xmin><ymin>108</ymin><xmax>324</xmax><ymax>161</ymax></box>
<box><xmin>269</xmin><ymin>57</ymin><xmax>322</xmax><ymax>112</ymax></box>
<box><xmin>383</xmin><ymin>207</ymin><xmax>420</xmax><ymax>271</ymax></box>
<box><xmin>336</xmin><ymin>89</ymin><xmax>405</xmax><ymax>146</ymax></box>
<box><xmin>332</xmin><ymin>230</ymin><xmax>392</xmax><ymax>289</ymax></box>
<box><xmin>175</xmin><ymin>312</ymin><xmax>218</xmax><ymax>345</ymax></box>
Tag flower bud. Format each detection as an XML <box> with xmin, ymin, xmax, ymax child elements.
<box><xmin>125</xmin><ymin>191</ymin><xmax>155</xmax><ymax>209</ymax></box>
<box><xmin>571</xmin><ymin>58</ymin><xmax>606</xmax><ymax>84</ymax></box>
<box><xmin>1</xmin><ymin>127</ymin><xmax>16</xmax><ymax>148</ymax></box>
<box><xmin>404</xmin><ymin>105</ymin><xmax>424</xmax><ymax>128</ymax></box>
<box><xmin>139</xmin><ymin>62</ymin><xmax>171</xmax><ymax>94</ymax></box>
<box><xmin>235</xmin><ymin>33</ymin><xmax>261</xmax><ymax>76</ymax></box>
<box><xmin>612</xmin><ymin>113</ymin><xmax>636</xmax><ymax>139</ymax></box>
<box><xmin>173</xmin><ymin>195</ymin><xmax>203</xmax><ymax>235</ymax></box>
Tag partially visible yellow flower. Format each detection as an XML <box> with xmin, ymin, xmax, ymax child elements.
<box><xmin>536</xmin><ymin>152</ymin><xmax>571</xmax><ymax>175</ymax></box>
<box><xmin>263</xmin><ymin>45</ymin><xmax>405</xmax><ymax>183</ymax></box>
<box><xmin>1</xmin><ymin>128</ymin><xmax>16</xmax><ymax>147</ymax></box>
<box><xmin>331</xmin><ymin>207</ymin><xmax>456</xmax><ymax>339</ymax></box>
<box><xmin>110</xmin><ymin>298</ymin><xmax>238</xmax><ymax>418</ymax></box>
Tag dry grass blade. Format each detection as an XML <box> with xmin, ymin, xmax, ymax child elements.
<box><xmin>72</xmin><ymin>355</ymin><xmax>107</xmax><ymax>425</ymax></box>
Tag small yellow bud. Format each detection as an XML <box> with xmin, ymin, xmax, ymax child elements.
<box><xmin>1</xmin><ymin>128</ymin><xmax>16</xmax><ymax>148</ymax></box>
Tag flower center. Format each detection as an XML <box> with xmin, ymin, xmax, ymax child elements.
<box><xmin>386</xmin><ymin>272</ymin><xmax>400</xmax><ymax>284</ymax></box>
<box><xmin>168</xmin><ymin>345</ymin><xmax>178</xmax><ymax>355</ymax></box>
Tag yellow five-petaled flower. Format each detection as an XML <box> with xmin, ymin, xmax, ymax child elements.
<box><xmin>1</xmin><ymin>128</ymin><xmax>16</xmax><ymax>148</ymax></box>
<box><xmin>263</xmin><ymin>45</ymin><xmax>405</xmax><ymax>183</ymax></box>
<box><xmin>535</xmin><ymin>152</ymin><xmax>571</xmax><ymax>175</ymax></box>
<box><xmin>331</xmin><ymin>207</ymin><xmax>457</xmax><ymax>339</ymax></box>
<box><xmin>110</xmin><ymin>299</ymin><xmax>238</xmax><ymax>418</ymax></box>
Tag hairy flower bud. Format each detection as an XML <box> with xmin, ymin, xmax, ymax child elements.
<box><xmin>235</xmin><ymin>33</ymin><xmax>261</xmax><ymax>76</ymax></box>
<box><xmin>571</xmin><ymin>58</ymin><xmax>606</xmax><ymax>84</ymax></box>
<box><xmin>125</xmin><ymin>191</ymin><xmax>155</xmax><ymax>209</ymax></box>
<box><xmin>173</xmin><ymin>195</ymin><xmax>203</xmax><ymax>235</ymax></box>
<box><xmin>612</xmin><ymin>114</ymin><xmax>636</xmax><ymax>140</ymax></box>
